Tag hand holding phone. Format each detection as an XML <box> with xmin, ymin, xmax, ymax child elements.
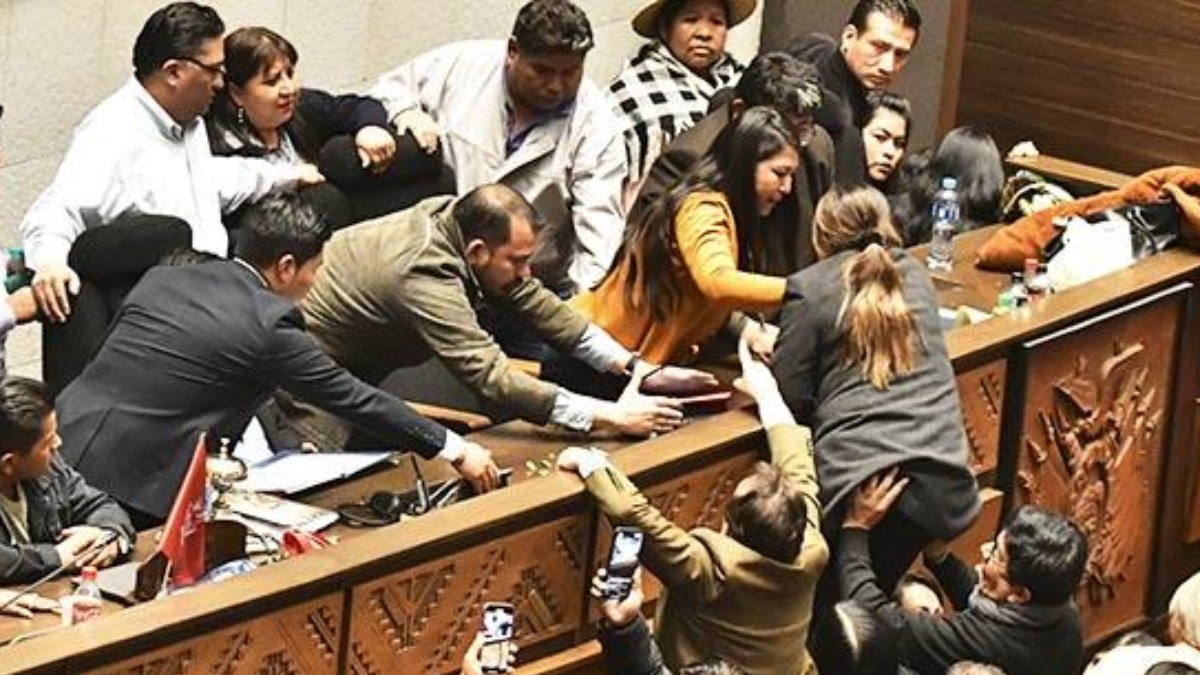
<box><xmin>478</xmin><ymin>602</ymin><xmax>516</xmax><ymax>673</ymax></box>
<box><xmin>604</xmin><ymin>527</ymin><xmax>644</xmax><ymax>600</ymax></box>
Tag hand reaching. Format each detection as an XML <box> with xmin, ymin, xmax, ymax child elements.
<box><xmin>639</xmin><ymin>365</ymin><xmax>720</xmax><ymax>396</ymax></box>
<box><xmin>31</xmin><ymin>263</ymin><xmax>81</xmax><ymax>323</ymax></box>
<box><xmin>394</xmin><ymin>109</ymin><xmax>443</xmax><ymax>154</ymax></box>
<box><xmin>590</xmin><ymin>567</ymin><xmax>644</xmax><ymax>628</ymax></box>
<box><xmin>454</xmin><ymin>442</ymin><xmax>500</xmax><ymax>494</ymax></box>
<box><xmin>355</xmin><ymin>125</ymin><xmax>398</xmax><ymax>171</ymax></box>
<box><xmin>844</xmin><ymin>468</ymin><xmax>909</xmax><ymax>531</ymax></box>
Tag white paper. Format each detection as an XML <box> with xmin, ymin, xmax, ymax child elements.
<box><xmin>234</xmin><ymin>451</ymin><xmax>394</xmax><ymax>494</ymax></box>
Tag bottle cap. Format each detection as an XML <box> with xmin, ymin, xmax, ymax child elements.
<box><xmin>81</xmin><ymin>566</ymin><xmax>98</xmax><ymax>580</ymax></box>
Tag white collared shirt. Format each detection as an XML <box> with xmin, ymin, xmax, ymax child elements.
<box><xmin>20</xmin><ymin>77</ymin><xmax>302</xmax><ymax>269</ymax></box>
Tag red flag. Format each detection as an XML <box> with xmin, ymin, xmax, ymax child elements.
<box><xmin>160</xmin><ymin>433</ymin><xmax>208</xmax><ymax>587</ymax></box>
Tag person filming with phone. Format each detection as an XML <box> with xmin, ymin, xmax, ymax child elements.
<box><xmin>0</xmin><ymin>377</ymin><xmax>134</xmax><ymax>587</ymax></box>
<box><xmin>558</xmin><ymin>337</ymin><xmax>827</xmax><ymax>675</ymax></box>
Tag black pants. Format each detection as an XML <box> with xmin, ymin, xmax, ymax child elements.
<box><xmin>42</xmin><ymin>214</ymin><xmax>191</xmax><ymax>395</ymax></box>
<box><xmin>318</xmin><ymin>133</ymin><xmax>456</xmax><ymax>223</ymax></box>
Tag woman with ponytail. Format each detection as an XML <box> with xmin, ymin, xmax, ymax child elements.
<box><xmin>773</xmin><ymin>185</ymin><xmax>979</xmax><ymax>595</ymax></box>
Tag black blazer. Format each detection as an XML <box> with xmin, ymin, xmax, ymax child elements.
<box><xmin>57</xmin><ymin>260</ymin><xmax>447</xmax><ymax>518</ymax></box>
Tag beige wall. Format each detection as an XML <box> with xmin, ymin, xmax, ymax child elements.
<box><xmin>0</xmin><ymin>0</ymin><xmax>762</xmax><ymax>376</ymax></box>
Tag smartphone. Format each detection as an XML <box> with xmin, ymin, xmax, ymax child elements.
<box><xmin>605</xmin><ymin>526</ymin><xmax>644</xmax><ymax>600</ymax></box>
<box><xmin>479</xmin><ymin>601</ymin><xmax>516</xmax><ymax>673</ymax></box>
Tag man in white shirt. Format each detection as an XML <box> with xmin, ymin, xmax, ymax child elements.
<box><xmin>369</xmin><ymin>0</ymin><xmax>626</xmax><ymax>298</ymax></box>
<box><xmin>19</xmin><ymin>2</ymin><xmax>318</xmax><ymax>391</ymax></box>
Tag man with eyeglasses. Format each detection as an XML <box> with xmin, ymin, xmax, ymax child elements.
<box><xmin>19</xmin><ymin>2</ymin><xmax>321</xmax><ymax>394</ymax></box>
<box><xmin>786</xmin><ymin>0</ymin><xmax>921</xmax><ymax>184</ymax></box>
<box><xmin>629</xmin><ymin>52</ymin><xmax>833</xmax><ymax>355</ymax></box>
<box><xmin>837</xmin><ymin>472</ymin><xmax>1088</xmax><ymax>675</ymax></box>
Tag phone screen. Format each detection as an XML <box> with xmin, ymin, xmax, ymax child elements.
<box><xmin>480</xmin><ymin>602</ymin><xmax>515</xmax><ymax>673</ymax></box>
<box><xmin>605</xmin><ymin>527</ymin><xmax>644</xmax><ymax>599</ymax></box>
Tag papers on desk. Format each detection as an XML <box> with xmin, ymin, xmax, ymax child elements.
<box><xmin>234</xmin><ymin>451</ymin><xmax>394</xmax><ymax>495</ymax></box>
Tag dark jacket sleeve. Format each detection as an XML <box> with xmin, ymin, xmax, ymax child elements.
<box><xmin>263</xmin><ymin>307</ymin><xmax>448</xmax><ymax>457</ymax></box>
<box><xmin>840</xmin><ymin>529</ymin><xmax>996</xmax><ymax>674</ymax></box>
<box><xmin>53</xmin><ymin>455</ymin><xmax>136</xmax><ymax>546</ymax></box>
<box><xmin>837</xmin><ymin>527</ymin><xmax>913</xmax><ymax>632</ymax></box>
<box><xmin>0</xmin><ymin>532</ymin><xmax>60</xmax><ymax>585</ymax></box>
<box><xmin>927</xmin><ymin>552</ymin><xmax>980</xmax><ymax>611</ymax></box>
<box><xmin>598</xmin><ymin>615</ymin><xmax>671</xmax><ymax>675</ymax></box>
<box><xmin>297</xmin><ymin>87</ymin><xmax>389</xmax><ymax>138</ymax></box>
<box><xmin>772</xmin><ymin>277</ymin><xmax>821</xmax><ymax>421</ymax></box>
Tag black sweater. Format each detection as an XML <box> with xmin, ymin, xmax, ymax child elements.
<box><xmin>839</xmin><ymin>528</ymin><xmax>1084</xmax><ymax>675</ymax></box>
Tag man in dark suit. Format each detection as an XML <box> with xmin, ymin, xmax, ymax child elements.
<box><xmin>56</xmin><ymin>194</ymin><xmax>499</xmax><ymax>524</ymax></box>
<box><xmin>786</xmin><ymin>0</ymin><xmax>922</xmax><ymax>184</ymax></box>
<box><xmin>632</xmin><ymin>51</ymin><xmax>835</xmax><ymax>280</ymax></box>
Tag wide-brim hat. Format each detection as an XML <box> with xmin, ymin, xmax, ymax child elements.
<box><xmin>632</xmin><ymin>0</ymin><xmax>758</xmax><ymax>39</ymax></box>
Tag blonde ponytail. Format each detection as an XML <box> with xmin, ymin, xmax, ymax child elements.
<box><xmin>812</xmin><ymin>185</ymin><xmax>920</xmax><ymax>390</ymax></box>
<box><xmin>837</xmin><ymin>244</ymin><xmax>919</xmax><ymax>389</ymax></box>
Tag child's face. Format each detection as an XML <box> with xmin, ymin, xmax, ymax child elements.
<box><xmin>10</xmin><ymin>413</ymin><xmax>59</xmax><ymax>481</ymax></box>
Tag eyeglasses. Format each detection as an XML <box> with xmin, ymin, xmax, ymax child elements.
<box><xmin>179</xmin><ymin>56</ymin><xmax>226</xmax><ymax>78</ymax></box>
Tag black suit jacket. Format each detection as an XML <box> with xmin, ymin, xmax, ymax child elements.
<box><xmin>57</xmin><ymin>260</ymin><xmax>448</xmax><ymax>518</ymax></box>
<box><xmin>788</xmin><ymin>33</ymin><xmax>870</xmax><ymax>186</ymax></box>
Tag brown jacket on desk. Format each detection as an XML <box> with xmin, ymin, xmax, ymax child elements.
<box><xmin>583</xmin><ymin>424</ymin><xmax>828</xmax><ymax>675</ymax></box>
<box><xmin>977</xmin><ymin>165</ymin><xmax>1200</xmax><ymax>271</ymax></box>
<box><xmin>302</xmin><ymin>196</ymin><xmax>589</xmax><ymax>424</ymax></box>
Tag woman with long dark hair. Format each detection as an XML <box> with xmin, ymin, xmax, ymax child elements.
<box><xmin>569</xmin><ymin>106</ymin><xmax>799</xmax><ymax>369</ymax></box>
<box><xmin>206</xmin><ymin>27</ymin><xmax>453</xmax><ymax>224</ymax></box>
<box><xmin>773</xmin><ymin>185</ymin><xmax>979</xmax><ymax>596</ymax></box>
<box><xmin>891</xmin><ymin>126</ymin><xmax>1004</xmax><ymax>245</ymax></box>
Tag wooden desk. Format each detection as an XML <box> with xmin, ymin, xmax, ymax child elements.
<box><xmin>4</xmin><ymin>231</ymin><xmax>1200</xmax><ymax>674</ymax></box>
<box><xmin>1007</xmin><ymin>154</ymin><xmax>1134</xmax><ymax>193</ymax></box>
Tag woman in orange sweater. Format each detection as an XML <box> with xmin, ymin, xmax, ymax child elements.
<box><xmin>570</xmin><ymin>106</ymin><xmax>799</xmax><ymax>370</ymax></box>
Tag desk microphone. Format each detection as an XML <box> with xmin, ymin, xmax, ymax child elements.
<box><xmin>0</xmin><ymin>530</ymin><xmax>120</xmax><ymax>616</ymax></box>
<box><xmin>409</xmin><ymin>455</ymin><xmax>430</xmax><ymax>515</ymax></box>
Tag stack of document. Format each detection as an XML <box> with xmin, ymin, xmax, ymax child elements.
<box><xmin>234</xmin><ymin>451</ymin><xmax>394</xmax><ymax>495</ymax></box>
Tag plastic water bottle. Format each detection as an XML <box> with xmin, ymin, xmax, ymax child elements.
<box><xmin>927</xmin><ymin>177</ymin><xmax>961</xmax><ymax>271</ymax></box>
<box><xmin>62</xmin><ymin>566</ymin><xmax>103</xmax><ymax>625</ymax></box>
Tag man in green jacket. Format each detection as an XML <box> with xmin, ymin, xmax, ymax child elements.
<box><xmin>557</xmin><ymin>339</ymin><xmax>827</xmax><ymax>675</ymax></box>
<box><xmin>300</xmin><ymin>184</ymin><xmax>714</xmax><ymax>446</ymax></box>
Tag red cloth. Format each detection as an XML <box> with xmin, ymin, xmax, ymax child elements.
<box><xmin>976</xmin><ymin>166</ymin><xmax>1200</xmax><ymax>271</ymax></box>
<box><xmin>160</xmin><ymin>434</ymin><xmax>208</xmax><ymax>586</ymax></box>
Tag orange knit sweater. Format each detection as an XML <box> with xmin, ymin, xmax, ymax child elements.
<box><xmin>572</xmin><ymin>191</ymin><xmax>787</xmax><ymax>364</ymax></box>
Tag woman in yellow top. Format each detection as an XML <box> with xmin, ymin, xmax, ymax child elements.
<box><xmin>571</xmin><ymin>106</ymin><xmax>800</xmax><ymax>366</ymax></box>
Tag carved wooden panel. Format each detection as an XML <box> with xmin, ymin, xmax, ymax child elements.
<box><xmin>592</xmin><ymin>452</ymin><xmax>760</xmax><ymax>604</ymax></box>
<box><xmin>1015</xmin><ymin>287</ymin><xmax>1186</xmax><ymax>639</ymax></box>
<box><xmin>956</xmin><ymin>360</ymin><xmax>1006</xmax><ymax>475</ymax></box>
<box><xmin>946</xmin><ymin>488</ymin><xmax>1004</xmax><ymax>567</ymax></box>
<box><xmin>87</xmin><ymin>593</ymin><xmax>341</xmax><ymax>675</ymax></box>
<box><xmin>347</xmin><ymin>514</ymin><xmax>591</xmax><ymax>675</ymax></box>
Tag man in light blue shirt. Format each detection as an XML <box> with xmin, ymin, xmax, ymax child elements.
<box><xmin>19</xmin><ymin>2</ymin><xmax>319</xmax><ymax>391</ymax></box>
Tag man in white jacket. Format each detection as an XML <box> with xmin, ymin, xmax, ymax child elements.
<box><xmin>369</xmin><ymin>0</ymin><xmax>627</xmax><ymax>298</ymax></box>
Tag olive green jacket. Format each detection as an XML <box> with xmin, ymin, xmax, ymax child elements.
<box><xmin>302</xmin><ymin>196</ymin><xmax>588</xmax><ymax>424</ymax></box>
<box><xmin>584</xmin><ymin>424</ymin><xmax>828</xmax><ymax>675</ymax></box>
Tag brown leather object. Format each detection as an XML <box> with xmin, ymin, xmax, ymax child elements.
<box><xmin>976</xmin><ymin>165</ymin><xmax>1200</xmax><ymax>271</ymax></box>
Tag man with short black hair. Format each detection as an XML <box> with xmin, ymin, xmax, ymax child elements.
<box><xmin>558</xmin><ymin>339</ymin><xmax>827</xmax><ymax>675</ymax></box>
<box><xmin>369</xmin><ymin>0</ymin><xmax>626</xmax><ymax>297</ymax></box>
<box><xmin>299</xmin><ymin>185</ymin><xmax>707</xmax><ymax>445</ymax></box>
<box><xmin>0</xmin><ymin>377</ymin><xmax>134</xmax><ymax>585</ymax></box>
<box><xmin>840</xmin><ymin>483</ymin><xmax>1087</xmax><ymax>675</ymax></box>
<box><xmin>57</xmin><ymin>194</ymin><xmax>498</xmax><ymax>525</ymax></box>
<box><xmin>21</xmin><ymin>2</ymin><xmax>320</xmax><ymax>393</ymax></box>
<box><xmin>787</xmin><ymin>0</ymin><xmax>922</xmax><ymax>183</ymax></box>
